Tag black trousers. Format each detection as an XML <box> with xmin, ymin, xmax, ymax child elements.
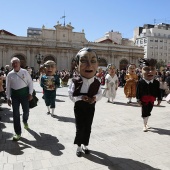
<box><xmin>74</xmin><ymin>100</ymin><xmax>95</xmax><ymax>146</ymax></box>
<box><xmin>141</xmin><ymin>102</ymin><xmax>153</xmax><ymax>118</ymax></box>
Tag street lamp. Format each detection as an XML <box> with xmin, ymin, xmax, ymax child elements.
<box><xmin>36</xmin><ymin>54</ymin><xmax>44</xmax><ymax>68</ymax></box>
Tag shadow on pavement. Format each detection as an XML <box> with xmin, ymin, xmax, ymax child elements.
<box><xmin>20</xmin><ymin>129</ymin><xmax>65</xmax><ymax>156</ymax></box>
<box><xmin>56</xmin><ymin>94</ymin><xmax>68</xmax><ymax>97</ymax></box>
<box><xmin>148</xmin><ymin>127</ymin><xmax>170</xmax><ymax>135</ymax></box>
<box><xmin>52</xmin><ymin>115</ymin><xmax>75</xmax><ymax>123</ymax></box>
<box><xmin>0</xmin><ymin>107</ymin><xmax>13</xmax><ymax>123</ymax></box>
<box><xmin>83</xmin><ymin>150</ymin><xmax>160</xmax><ymax>170</ymax></box>
<box><xmin>112</xmin><ymin>101</ymin><xmax>140</xmax><ymax>107</ymax></box>
<box><xmin>153</xmin><ymin>105</ymin><xmax>166</xmax><ymax>107</ymax></box>
<box><xmin>55</xmin><ymin>99</ymin><xmax>65</xmax><ymax>102</ymax></box>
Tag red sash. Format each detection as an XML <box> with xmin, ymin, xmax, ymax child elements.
<box><xmin>141</xmin><ymin>95</ymin><xmax>156</xmax><ymax>105</ymax></box>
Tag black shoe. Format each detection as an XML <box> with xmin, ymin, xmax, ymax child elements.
<box><xmin>47</xmin><ymin>112</ymin><xmax>50</xmax><ymax>115</ymax></box>
<box><xmin>76</xmin><ymin>151</ymin><xmax>82</xmax><ymax>157</ymax></box>
<box><xmin>82</xmin><ymin>148</ymin><xmax>90</xmax><ymax>154</ymax></box>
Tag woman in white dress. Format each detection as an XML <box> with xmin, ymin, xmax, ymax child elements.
<box><xmin>103</xmin><ymin>64</ymin><xmax>119</xmax><ymax>103</ymax></box>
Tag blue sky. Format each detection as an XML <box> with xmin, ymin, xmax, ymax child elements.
<box><xmin>1</xmin><ymin>0</ymin><xmax>170</xmax><ymax>41</ymax></box>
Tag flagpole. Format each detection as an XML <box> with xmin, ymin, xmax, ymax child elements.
<box><xmin>60</xmin><ymin>12</ymin><xmax>66</xmax><ymax>26</ymax></box>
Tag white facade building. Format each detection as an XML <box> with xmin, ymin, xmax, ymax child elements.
<box><xmin>95</xmin><ymin>30</ymin><xmax>122</xmax><ymax>44</ymax></box>
<box><xmin>134</xmin><ymin>23</ymin><xmax>170</xmax><ymax>66</ymax></box>
<box><xmin>0</xmin><ymin>22</ymin><xmax>144</xmax><ymax>71</ymax></box>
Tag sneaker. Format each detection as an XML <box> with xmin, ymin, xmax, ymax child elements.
<box><xmin>23</xmin><ymin>122</ymin><xmax>29</xmax><ymax>130</ymax></box>
<box><xmin>143</xmin><ymin>126</ymin><xmax>148</xmax><ymax>132</ymax></box>
<box><xmin>13</xmin><ymin>134</ymin><xmax>21</xmax><ymax>141</ymax></box>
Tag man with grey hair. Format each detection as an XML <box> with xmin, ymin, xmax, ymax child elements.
<box><xmin>6</xmin><ymin>57</ymin><xmax>33</xmax><ymax>141</ymax></box>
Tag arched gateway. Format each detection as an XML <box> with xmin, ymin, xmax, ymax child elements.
<box><xmin>13</xmin><ymin>54</ymin><xmax>26</xmax><ymax>68</ymax></box>
<box><xmin>119</xmin><ymin>59</ymin><xmax>128</xmax><ymax>70</ymax></box>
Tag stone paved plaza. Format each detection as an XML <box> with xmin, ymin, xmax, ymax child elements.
<box><xmin>0</xmin><ymin>81</ymin><xmax>170</xmax><ymax>170</ymax></box>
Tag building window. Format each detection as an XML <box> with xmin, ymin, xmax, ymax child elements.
<box><xmin>150</xmin><ymin>39</ymin><xmax>153</xmax><ymax>42</ymax></box>
<box><xmin>155</xmin><ymin>39</ymin><xmax>158</xmax><ymax>42</ymax></box>
<box><xmin>160</xmin><ymin>39</ymin><xmax>163</xmax><ymax>42</ymax></box>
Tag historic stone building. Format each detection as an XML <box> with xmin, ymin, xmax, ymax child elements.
<box><xmin>0</xmin><ymin>22</ymin><xmax>144</xmax><ymax>71</ymax></box>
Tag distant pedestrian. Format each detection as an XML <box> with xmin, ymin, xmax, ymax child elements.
<box><xmin>40</xmin><ymin>60</ymin><xmax>60</xmax><ymax>116</ymax></box>
<box><xmin>6</xmin><ymin>57</ymin><xmax>33</xmax><ymax>141</ymax></box>
<box><xmin>136</xmin><ymin>58</ymin><xmax>161</xmax><ymax>132</ymax></box>
<box><xmin>68</xmin><ymin>48</ymin><xmax>102</xmax><ymax>157</ymax></box>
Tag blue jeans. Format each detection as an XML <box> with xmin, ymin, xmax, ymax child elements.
<box><xmin>11</xmin><ymin>95</ymin><xmax>29</xmax><ymax>135</ymax></box>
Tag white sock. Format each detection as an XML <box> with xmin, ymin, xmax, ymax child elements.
<box><xmin>143</xmin><ymin>117</ymin><xmax>147</xmax><ymax>127</ymax></box>
<box><xmin>77</xmin><ymin>146</ymin><xmax>82</xmax><ymax>152</ymax></box>
<box><xmin>146</xmin><ymin>116</ymin><xmax>149</xmax><ymax>125</ymax></box>
<box><xmin>128</xmin><ymin>98</ymin><xmax>132</xmax><ymax>102</ymax></box>
<box><xmin>47</xmin><ymin>106</ymin><xmax>50</xmax><ymax>112</ymax></box>
<box><xmin>83</xmin><ymin>145</ymin><xmax>88</xmax><ymax>150</ymax></box>
<box><xmin>51</xmin><ymin>108</ymin><xmax>55</xmax><ymax>115</ymax></box>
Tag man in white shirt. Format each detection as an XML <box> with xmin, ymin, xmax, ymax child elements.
<box><xmin>6</xmin><ymin>57</ymin><xmax>33</xmax><ymax>141</ymax></box>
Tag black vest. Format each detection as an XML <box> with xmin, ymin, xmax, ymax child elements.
<box><xmin>72</xmin><ymin>76</ymin><xmax>100</xmax><ymax>98</ymax></box>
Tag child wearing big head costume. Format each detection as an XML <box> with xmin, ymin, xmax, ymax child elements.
<box><xmin>136</xmin><ymin>58</ymin><xmax>161</xmax><ymax>132</ymax></box>
<box><xmin>124</xmin><ymin>63</ymin><xmax>138</xmax><ymax>104</ymax></box>
<box><xmin>68</xmin><ymin>48</ymin><xmax>102</xmax><ymax>157</ymax></box>
<box><xmin>40</xmin><ymin>60</ymin><xmax>60</xmax><ymax>116</ymax></box>
<box><xmin>104</xmin><ymin>64</ymin><xmax>119</xmax><ymax>103</ymax></box>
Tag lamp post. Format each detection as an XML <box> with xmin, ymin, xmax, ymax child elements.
<box><xmin>36</xmin><ymin>54</ymin><xmax>44</xmax><ymax>69</ymax></box>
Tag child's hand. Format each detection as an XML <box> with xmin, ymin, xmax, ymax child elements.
<box><xmin>82</xmin><ymin>95</ymin><xmax>89</xmax><ymax>102</ymax></box>
<box><xmin>138</xmin><ymin>101</ymin><xmax>142</xmax><ymax>107</ymax></box>
<box><xmin>157</xmin><ymin>100</ymin><xmax>161</xmax><ymax>106</ymax></box>
<box><xmin>88</xmin><ymin>96</ymin><xmax>96</xmax><ymax>104</ymax></box>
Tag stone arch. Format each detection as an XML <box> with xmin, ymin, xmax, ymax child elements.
<box><xmin>119</xmin><ymin>59</ymin><xmax>128</xmax><ymax>70</ymax></box>
<box><xmin>12</xmin><ymin>53</ymin><xmax>26</xmax><ymax>68</ymax></box>
<box><xmin>43</xmin><ymin>55</ymin><xmax>56</xmax><ymax>63</ymax></box>
<box><xmin>98</xmin><ymin>58</ymin><xmax>107</xmax><ymax>67</ymax></box>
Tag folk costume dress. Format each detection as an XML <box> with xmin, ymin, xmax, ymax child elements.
<box><xmin>136</xmin><ymin>78</ymin><xmax>161</xmax><ymax>117</ymax></box>
<box><xmin>104</xmin><ymin>73</ymin><xmax>118</xmax><ymax>100</ymax></box>
<box><xmin>124</xmin><ymin>73</ymin><xmax>138</xmax><ymax>98</ymax></box>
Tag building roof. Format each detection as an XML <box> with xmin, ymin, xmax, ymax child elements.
<box><xmin>95</xmin><ymin>37</ymin><xmax>117</xmax><ymax>44</ymax></box>
<box><xmin>0</xmin><ymin>29</ymin><xmax>16</xmax><ymax>36</ymax></box>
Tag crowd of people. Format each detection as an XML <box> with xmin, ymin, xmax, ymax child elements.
<box><xmin>1</xmin><ymin>48</ymin><xmax>170</xmax><ymax>157</ymax></box>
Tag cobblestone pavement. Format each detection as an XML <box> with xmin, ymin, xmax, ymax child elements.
<box><xmin>0</xmin><ymin>81</ymin><xmax>170</xmax><ymax>170</ymax></box>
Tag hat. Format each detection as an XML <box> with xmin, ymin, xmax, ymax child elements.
<box><xmin>44</xmin><ymin>60</ymin><xmax>56</xmax><ymax>66</ymax></box>
<box><xmin>139</xmin><ymin>58</ymin><xmax>157</xmax><ymax>68</ymax></box>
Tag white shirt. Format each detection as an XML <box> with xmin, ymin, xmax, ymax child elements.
<box><xmin>6</xmin><ymin>68</ymin><xmax>33</xmax><ymax>99</ymax></box>
<box><xmin>143</xmin><ymin>78</ymin><xmax>154</xmax><ymax>84</ymax></box>
<box><xmin>68</xmin><ymin>76</ymin><xmax>102</xmax><ymax>102</ymax></box>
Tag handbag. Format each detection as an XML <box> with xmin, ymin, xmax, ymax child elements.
<box><xmin>15</xmin><ymin>73</ymin><xmax>38</xmax><ymax>108</ymax></box>
<box><xmin>29</xmin><ymin>89</ymin><xmax>38</xmax><ymax>108</ymax></box>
